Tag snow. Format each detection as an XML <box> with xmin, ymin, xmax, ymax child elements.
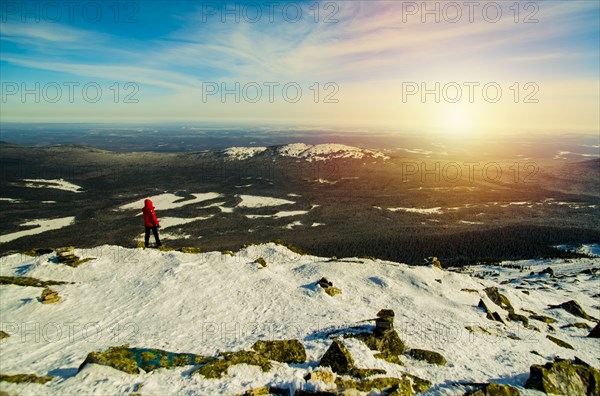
<box><xmin>22</xmin><ymin>178</ymin><xmax>83</xmax><ymax>193</ymax></box>
<box><xmin>223</xmin><ymin>147</ymin><xmax>267</xmax><ymax>160</ymax></box>
<box><xmin>245</xmin><ymin>210</ymin><xmax>309</xmax><ymax>219</ymax></box>
<box><xmin>220</xmin><ymin>143</ymin><xmax>389</xmax><ymax>162</ymax></box>
<box><xmin>119</xmin><ymin>193</ymin><xmax>223</xmax><ymax>211</ymax></box>
<box><xmin>236</xmin><ymin>195</ymin><xmax>295</xmax><ymax>208</ymax></box>
<box><xmin>0</xmin><ymin>198</ymin><xmax>23</xmax><ymax>203</ymax></box>
<box><xmin>1</xmin><ymin>244</ymin><xmax>598</xmax><ymax>395</ymax></box>
<box><xmin>388</xmin><ymin>207</ymin><xmax>444</xmax><ymax>215</ymax></box>
<box><xmin>0</xmin><ymin>217</ymin><xmax>75</xmax><ymax>244</ymax></box>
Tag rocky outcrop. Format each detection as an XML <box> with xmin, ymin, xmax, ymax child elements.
<box><xmin>407</xmin><ymin>349</ymin><xmax>447</xmax><ymax>366</ymax></box>
<box><xmin>0</xmin><ymin>331</ymin><xmax>10</xmax><ymax>340</ymax></box>
<box><xmin>479</xmin><ymin>299</ymin><xmax>506</xmax><ymax>324</ymax></box>
<box><xmin>484</xmin><ymin>287</ymin><xmax>514</xmax><ymax>312</ymax></box>
<box><xmin>525</xmin><ymin>357</ymin><xmax>600</xmax><ymax>395</ymax></box>
<box><xmin>529</xmin><ymin>314</ymin><xmax>556</xmax><ymax>324</ymax></box>
<box><xmin>55</xmin><ymin>246</ymin><xmax>95</xmax><ymax>268</ymax></box>
<box><xmin>251</xmin><ymin>339</ymin><xmax>306</xmax><ymax>364</ymax></box>
<box><xmin>319</xmin><ymin>340</ymin><xmax>354</xmax><ymax>375</ymax></box>
<box><xmin>0</xmin><ymin>374</ymin><xmax>54</xmax><ymax>384</ymax></box>
<box><xmin>588</xmin><ymin>323</ymin><xmax>600</xmax><ymax>338</ymax></box>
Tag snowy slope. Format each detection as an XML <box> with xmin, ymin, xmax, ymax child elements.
<box><xmin>0</xmin><ymin>244</ymin><xmax>598</xmax><ymax>395</ymax></box>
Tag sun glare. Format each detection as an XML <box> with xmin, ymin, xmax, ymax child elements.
<box><xmin>437</xmin><ymin>103</ymin><xmax>477</xmax><ymax>138</ymax></box>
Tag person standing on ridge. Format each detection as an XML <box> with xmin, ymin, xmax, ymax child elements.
<box><xmin>142</xmin><ymin>199</ymin><xmax>162</xmax><ymax>248</ymax></box>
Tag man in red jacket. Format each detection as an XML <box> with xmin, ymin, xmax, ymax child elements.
<box><xmin>142</xmin><ymin>199</ymin><xmax>162</xmax><ymax>248</ymax></box>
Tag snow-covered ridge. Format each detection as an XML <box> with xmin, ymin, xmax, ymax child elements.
<box><xmin>223</xmin><ymin>143</ymin><xmax>389</xmax><ymax>162</ymax></box>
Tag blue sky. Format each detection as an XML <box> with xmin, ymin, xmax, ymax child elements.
<box><xmin>1</xmin><ymin>0</ymin><xmax>599</xmax><ymax>134</ymax></box>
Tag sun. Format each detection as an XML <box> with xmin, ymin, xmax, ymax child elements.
<box><xmin>435</xmin><ymin>103</ymin><xmax>478</xmax><ymax>138</ymax></box>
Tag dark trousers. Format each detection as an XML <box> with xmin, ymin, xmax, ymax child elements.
<box><xmin>145</xmin><ymin>225</ymin><xmax>161</xmax><ymax>247</ymax></box>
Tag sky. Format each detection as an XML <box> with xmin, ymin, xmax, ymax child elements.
<box><xmin>0</xmin><ymin>0</ymin><xmax>599</xmax><ymax>137</ymax></box>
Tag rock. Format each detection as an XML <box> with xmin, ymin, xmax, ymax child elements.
<box><xmin>560</xmin><ymin>322</ymin><xmax>591</xmax><ymax>330</ymax></box>
<box><xmin>350</xmin><ymin>368</ymin><xmax>386</xmax><ymax>379</ymax></box>
<box><xmin>317</xmin><ymin>277</ymin><xmax>342</xmax><ymax>296</ymax></box>
<box><xmin>529</xmin><ymin>314</ymin><xmax>556</xmax><ymax>324</ymax></box>
<box><xmin>373</xmin><ymin>351</ymin><xmax>403</xmax><ymax>365</ymax></box>
<box><xmin>588</xmin><ymin>323</ymin><xmax>600</xmax><ymax>338</ymax></box>
<box><xmin>425</xmin><ymin>256</ymin><xmax>443</xmax><ymax>269</ymax></box>
<box><xmin>546</xmin><ymin>335</ymin><xmax>575</xmax><ymax>350</ymax></box>
<box><xmin>461</xmin><ymin>288</ymin><xmax>479</xmax><ymax>293</ymax></box>
<box><xmin>304</xmin><ymin>369</ymin><xmax>335</xmax><ymax>383</ymax></box>
<box><xmin>255</xmin><ymin>257</ymin><xmax>267</xmax><ymax>268</ymax></box>
<box><xmin>525</xmin><ymin>357</ymin><xmax>600</xmax><ymax>395</ymax></box>
<box><xmin>193</xmin><ymin>350</ymin><xmax>271</xmax><ymax>378</ymax></box>
<box><xmin>178</xmin><ymin>247</ymin><xmax>201</xmax><ymax>254</ymax></box>
<box><xmin>319</xmin><ymin>340</ymin><xmax>354</xmax><ymax>375</ymax></box>
<box><xmin>484</xmin><ymin>287</ymin><xmax>514</xmax><ymax>312</ymax></box>
<box><xmin>508</xmin><ymin>312</ymin><xmax>529</xmax><ymax>327</ymax></box>
<box><xmin>0</xmin><ymin>374</ymin><xmax>54</xmax><ymax>384</ymax></box>
<box><xmin>401</xmin><ymin>373</ymin><xmax>432</xmax><ymax>393</ymax></box>
<box><xmin>349</xmin><ymin>329</ymin><xmax>406</xmax><ymax>356</ymax></box>
<box><xmin>0</xmin><ymin>331</ymin><xmax>9</xmax><ymax>340</ymax></box>
<box><xmin>549</xmin><ymin>300</ymin><xmax>597</xmax><ymax>321</ymax></box>
<box><xmin>375</xmin><ymin>309</ymin><xmax>395</xmax><ymax>335</ymax></box>
<box><xmin>79</xmin><ymin>345</ymin><xmax>209</xmax><ymax>374</ymax></box>
<box><xmin>0</xmin><ymin>276</ymin><xmax>71</xmax><ymax>288</ymax></box>
<box><xmin>478</xmin><ymin>299</ymin><xmax>505</xmax><ymax>324</ymax></box>
<box><xmin>465</xmin><ymin>382</ymin><xmax>521</xmax><ymax>396</ymax></box>
<box><xmin>55</xmin><ymin>246</ymin><xmax>94</xmax><ymax>268</ymax></box>
<box><xmin>540</xmin><ymin>267</ymin><xmax>555</xmax><ymax>276</ymax></box>
<box><xmin>241</xmin><ymin>386</ymin><xmax>271</xmax><ymax>396</ymax></box>
<box><xmin>39</xmin><ymin>288</ymin><xmax>61</xmax><ymax>304</ymax></box>
<box><xmin>335</xmin><ymin>377</ymin><xmax>412</xmax><ymax>394</ymax></box>
<box><xmin>407</xmin><ymin>348</ymin><xmax>447</xmax><ymax>366</ymax></box>
<box><xmin>251</xmin><ymin>339</ymin><xmax>306</xmax><ymax>364</ymax></box>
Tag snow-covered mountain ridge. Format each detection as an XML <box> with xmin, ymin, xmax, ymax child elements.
<box><xmin>0</xmin><ymin>243</ymin><xmax>598</xmax><ymax>395</ymax></box>
<box><xmin>223</xmin><ymin>143</ymin><xmax>390</xmax><ymax>162</ymax></box>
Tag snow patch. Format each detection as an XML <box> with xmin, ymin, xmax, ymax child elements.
<box><xmin>22</xmin><ymin>178</ymin><xmax>83</xmax><ymax>193</ymax></box>
<box><xmin>120</xmin><ymin>192</ymin><xmax>223</xmax><ymax>211</ymax></box>
<box><xmin>388</xmin><ymin>207</ymin><xmax>443</xmax><ymax>215</ymax></box>
<box><xmin>0</xmin><ymin>216</ymin><xmax>75</xmax><ymax>243</ymax></box>
<box><xmin>236</xmin><ymin>195</ymin><xmax>295</xmax><ymax>208</ymax></box>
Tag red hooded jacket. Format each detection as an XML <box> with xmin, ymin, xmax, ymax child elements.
<box><xmin>142</xmin><ymin>199</ymin><xmax>160</xmax><ymax>227</ymax></box>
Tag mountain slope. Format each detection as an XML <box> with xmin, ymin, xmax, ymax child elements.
<box><xmin>0</xmin><ymin>244</ymin><xmax>598</xmax><ymax>395</ymax></box>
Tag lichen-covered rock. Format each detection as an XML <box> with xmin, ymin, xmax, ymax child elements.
<box><xmin>79</xmin><ymin>345</ymin><xmax>139</xmax><ymax>374</ymax></box>
<box><xmin>0</xmin><ymin>374</ymin><xmax>54</xmax><ymax>384</ymax></box>
<box><xmin>529</xmin><ymin>314</ymin><xmax>556</xmax><ymax>324</ymax></box>
<box><xmin>0</xmin><ymin>331</ymin><xmax>9</xmax><ymax>340</ymax></box>
<box><xmin>589</xmin><ymin>323</ymin><xmax>600</xmax><ymax>338</ymax></box>
<box><xmin>549</xmin><ymin>300</ymin><xmax>597</xmax><ymax>321</ymax></box>
<box><xmin>350</xmin><ymin>368</ymin><xmax>386</xmax><ymax>379</ymax></box>
<box><xmin>39</xmin><ymin>288</ymin><xmax>61</xmax><ymax>304</ymax></box>
<box><xmin>178</xmin><ymin>247</ymin><xmax>201</xmax><ymax>254</ymax></box>
<box><xmin>349</xmin><ymin>329</ymin><xmax>406</xmax><ymax>357</ymax></box>
<box><xmin>239</xmin><ymin>386</ymin><xmax>271</xmax><ymax>396</ymax></box>
<box><xmin>465</xmin><ymin>382</ymin><xmax>521</xmax><ymax>396</ymax></box>
<box><xmin>304</xmin><ymin>368</ymin><xmax>335</xmax><ymax>383</ymax></box>
<box><xmin>335</xmin><ymin>377</ymin><xmax>412</xmax><ymax>394</ymax></box>
<box><xmin>79</xmin><ymin>345</ymin><xmax>209</xmax><ymax>374</ymax></box>
<box><xmin>401</xmin><ymin>373</ymin><xmax>432</xmax><ymax>393</ymax></box>
<box><xmin>255</xmin><ymin>257</ymin><xmax>267</xmax><ymax>267</ymax></box>
<box><xmin>55</xmin><ymin>246</ymin><xmax>95</xmax><ymax>267</ymax></box>
<box><xmin>21</xmin><ymin>248</ymin><xmax>54</xmax><ymax>257</ymax></box>
<box><xmin>407</xmin><ymin>348</ymin><xmax>447</xmax><ymax>366</ymax></box>
<box><xmin>251</xmin><ymin>339</ymin><xmax>306</xmax><ymax>364</ymax></box>
<box><xmin>374</xmin><ymin>351</ymin><xmax>403</xmax><ymax>365</ymax></box>
<box><xmin>546</xmin><ymin>335</ymin><xmax>575</xmax><ymax>350</ymax></box>
<box><xmin>478</xmin><ymin>299</ymin><xmax>505</xmax><ymax>324</ymax></box>
<box><xmin>319</xmin><ymin>340</ymin><xmax>354</xmax><ymax>375</ymax></box>
<box><xmin>508</xmin><ymin>312</ymin><xmax>529</xmax><ymax>327</ymax></box>
<box><xmin>0</xmin><ymin>276</ymin><xmax>71</xmax><ymax>288</ymax></box>
<box><xmin>193</xmin><ymin>350</ymin><xmax>271</xmax><ymax>378</ymax></box>
<box><xmin>525</xmin><ymin>357</ymin><xmax>600</xmax><ymax>396</ymax></box>
<box><xmin>484</xmin><ymin>287</ymin><xmax>514</xmax><ymax>312</ymax></box>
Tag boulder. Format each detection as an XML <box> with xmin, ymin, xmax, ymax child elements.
<box><xmin>40</xmin><ymin>288</ymin><xmax>61</xmax><ymax>304</ymax></box>
<box><xmin>465</xmin><ymin>383</ymin><xmax>521</xmax><ymax>396</ymax></box>
<box><xmin>350</xmin><ymin>368</ymin><xmax>386</xmax><ymax>379</ymax></box>
<box><xmin>508</xmin><ymin>312</ymin><xmax>529</xmax><ymax>327</ymax></box>
<box><xmin>540</xmin><ymin>267</ymin><xmax>555</xmax><ymax>277</ymax></box>
<box><xmin>55</xmin><ymin>246</ymin><xmax>94</xmax><ymax>268</ymax></box>
<box><xmin>546</xmin><ymin>335</ymin><xmax>575</xmax><ymax>350</ymax></box>
<box><xmin>0</xmin><ymin>331</ymin><xmax>9</xmax><ymax>340</ymax></box>
<box><xmin>407</xmin><ymin>348</ymin><xmax>447</xmax><ymax>366</ymax></box>
<box><xmin>193</xmin><ymin>350</ymin><xmax>271</xmax><ymax>378</ymax></box>
<box><xmin>349</xmin><ymin>329</ymin><xmax>406</xmax><ymax>356</ymax></box>
<box><xmin>317</xmin><ymin>277</ymin><xmax>342</xmax><ymax>297</ymax></box>
<box><xmin>335</xmin><ymin>377</ymin><xmax>412</xmax><ymax>394</ymax></box>
<box><xmin>319</xmin><ymin>340</ymin><xmax>354</xmax><ymax>375</ymax></box>
<box><xmin>478</xmin><ymin>299</ymin><xmax>505</xmax><ymax>324</ymax></box>
<box><xmin>304</xmin><ymin>369</ymin><xmax>335</xmax><ymax>383</ymax></box>
<box><xmin>588</xmin><ymin>323</ymin><xmax>600</xmax><ymax>338</ymax></box>
<box><xmin>375</xmin><ymin>309</ymin><xmax>395</xmax><ymax>335</ymax></box>
<box><xmin>529</xmin><ymin>314</ymin><xmax>556</xmax><ymax>324</ymax></box>
<box><xmin>0</xmin><ymin>374</ymin><xmax>54</xmax><ymax>384</ymax></box>
<box><xmin>525</xmin><ymin>357</ymin><xmax>600</xmax><ymax>395</ymax></box>
<box><xmin>484</xmin><ymin>287</ymin><xmax>514</xmax><ymax>312</ymax></box>
<box><xmin>251</xmin><ymin>340</ymin><xmax>306</xmax><ymax>364</ymax></box>
<box><xmin>425</xmin><ymin>256</ymin><xmax>443</xmax><ymax>269</ymax></box>
<box><xmin>549</xmin><ymin>300</ymin><xmax>597</xmax><ymax>322</ymax></box>
<box><xmin>79</xmin><ymin>345</ymin><xmax>209</xmax><ymax>374</ymax></box>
